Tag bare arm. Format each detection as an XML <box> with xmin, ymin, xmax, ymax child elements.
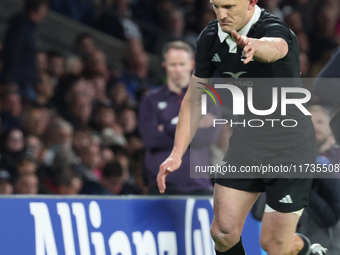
<box><xmin>157</xmin><ymin>75</ymin><xmax>208</xmax><ymax>193</ymax></box>
<box><xmin>231</xmin><ymin>30</ymin><xmax>289</xmax><ymax>64</ymax></box>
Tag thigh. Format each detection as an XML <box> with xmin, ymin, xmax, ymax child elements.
<box><xmin>215</xmin><ymin>178</ymin><xmax>265</xmax><ymax>192</ymax></box>
<box><xmin>212</xmin><ymin>183</ymin><xmax>260</xmax><ymax>233</ymax></box>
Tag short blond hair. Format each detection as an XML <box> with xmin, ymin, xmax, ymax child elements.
<box><xmin>162</xmin><ymin>41</ymin><xmax>194</xmax><ymax>59</ymax></box>
<box><xmin>308</xmin><ymin>105</ymin><xmax>331</xmax><ymax>118</ymax></box>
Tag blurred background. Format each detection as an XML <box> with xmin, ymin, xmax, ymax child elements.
<box><xmin>0</xmin><ymin>0</ymin><xmax>339</xmax><ymax>196</ymax></box>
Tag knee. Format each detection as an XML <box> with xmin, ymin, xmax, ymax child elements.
<box><xmin>210</xmin><ymin>221</ymin><xmax>241</xmax><ymax>249</ymax></box>
<box><xmin>260</xmin><ymin>235</ymin><xmax>290</xmax><ymax>255</ymax></box>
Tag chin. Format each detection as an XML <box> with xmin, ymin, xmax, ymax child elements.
<box><xmin>221</xmin><ymin>27</ymin><xmax>232</xmax><ymax>33</ymax></box>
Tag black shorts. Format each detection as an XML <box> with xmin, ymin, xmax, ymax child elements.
<box><xmin>215</xmin><ymin>132</ymin><xmax>317</xmax><ymax>213</ymax></box>
<box><xmin>215</xmin><ymin>178</ymin><xmax>313</xmax><ymax>212</ymax></box>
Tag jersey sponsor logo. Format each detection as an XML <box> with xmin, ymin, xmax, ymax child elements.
<box><xmin>211</xmin><ymin>53</ymin><xmax>221</xmax><ymax>62</ymax></box>
<box><xmin>222</xmin><ymin>71</ymin><xmax>247</xmax><ymax>78</ymax></box>
<box><xmin>279</xmin><ymin>195</ymin><xmax>293</xmax><ymax>204</ymax></box>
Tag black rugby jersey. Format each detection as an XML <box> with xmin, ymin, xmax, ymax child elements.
<box><xmin>194</xmin><ymin>9</ymin><xmax>300</xmax><ymax>79</ymax></box>
<box><xmin>193</xmin><ymin>9</ymin><xmax>315</xmax><ymax>150</ymax></box>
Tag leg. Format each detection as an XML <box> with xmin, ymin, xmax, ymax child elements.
<box><xmin>210</xmin><ymin>183</ymin><xmax>260</xmax><ymax>253</ymax></box>
<box><xmin>260</xmin><ymin>210</ymin><xmax>304</xmax><ymax>255</ymax></box>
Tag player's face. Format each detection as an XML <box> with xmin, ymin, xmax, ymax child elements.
<box><xmin>311</xmin><ymin>110</ymin><xmax>332</xmax><ymax>146</ymax></box>
<box><xmin>163</xmin><ymin>49</ymin><xmax>194</xmax><ymax>89</ymax></box>
<box><xmin>210</xmin><ymin>0</ymin><xmax>255</xmax><ymax>33</ymax></box>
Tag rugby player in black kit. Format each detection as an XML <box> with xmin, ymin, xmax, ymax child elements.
<box><xmin>157</xmin><ymin>0</ymin><xmax>327</xmax><ymax>254</ymax></box>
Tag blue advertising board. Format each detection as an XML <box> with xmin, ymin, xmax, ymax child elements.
<box><xmin>0</xmin><ymin>196</ymin><xmax>262</xmax><ymax>255</ymax></box>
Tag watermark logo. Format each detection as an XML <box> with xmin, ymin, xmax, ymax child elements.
<box><xmin>196</xmin><ymin>82</ymin><xmax>222</xmax><ymax>115</ymax></box>
<box><xmin>197</xmin><ymin>81</ymin><xmax>312</xmax><ymax>128</ymax></box>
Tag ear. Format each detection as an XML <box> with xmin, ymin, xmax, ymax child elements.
<box><xmin>190</xmin><ymin>60</ymin><xmax>195</xmax><ymax>71</ymax></box>
<box><xmin>248</xmin><ymin>0</ymin><xmax>258</xmax><ymax>10</ymax></box>
<box><xmin>162</xmin><ymin>61</ymin><xmax>166</xmax><ymax>68</ymax></box>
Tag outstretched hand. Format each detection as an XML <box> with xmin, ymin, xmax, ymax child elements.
<box><xmin>157</xmin><ymin>155</ymin><xmax>182</xmax><ymax>193</ymax></box>
<box><xmin>231</xmin><ymin>30</ymin><xmax>256</xmax><ymax>64</ymax></box>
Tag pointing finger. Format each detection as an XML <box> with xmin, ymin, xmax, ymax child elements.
<box><xmin>231</xmin><ymin>30</ymin><xmax>239</xmax><ymax>41</ymax></box>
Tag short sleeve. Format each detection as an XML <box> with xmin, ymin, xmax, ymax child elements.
<box><xmin>257</xmin><ymin>21</ymin><xmax>293</xmax><ymax>49</ymax></box>
<box><xmin>193</xmin><ymin>28</ymin><xmax>215</xmax><ymax>78</ymax></box>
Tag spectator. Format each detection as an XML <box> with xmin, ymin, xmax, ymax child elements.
<box><xmin>74</xmin><ymin>32</ymin><xmax>97</xmax><ymax>59</ymax></box>
<box><xmin>16</xmin><ymin>154</ymin><xmax>38</xmax><ymax>176</ymax></box>
<box><xmin>45</xmin><ymin>118</ymin><xmax>74</xmax><ymax>166</ymax></box>
<box><xmin>72</xmin><ymin>128</ymin><xmax>92</xmax><ymax>154</ymax></box>
<box><xmin>120</xmin><ymin>47</ymin><xmax>152</xmax><ymax>100</ymax></box>
<box><xmin>49</xmin><ymin>0</ymin><xmax>95</xmax><ymax>26</ymax></box>
<box><xmin>55</xmin><ymin>168</ymin><xmax>83</xmax><ymax>195</ymax></box>
<box><xmin>0</xmin><ymin>170</ymin><xmax>13</xmax><ymax>195</ymax></box>
<box><xmin>0</xmin><ymin>88</ymin><xmax>23</xmax><ymax>129</ymax></box>
<box><xmin>84</xmin><ymin>50</ymin><xmax>114</xmax><ymax>84</ymax></box>
<box><xmin>36</xmin><ymin>50</ymin><xmax>48</xmax><ymax>75</ymax></box>
<box><xmin>155</xmin><ymin>8</ymin><xmax>197</xmax><ymax>55</ymax></box>
<box><xmin>313</xmin><ymin>47</ymin><xmax>340</xmax><ymax>105</ymax></box>
<box><xmin>89</xmin><ymin>75</ymin><xmax>108</xmax><ymax>103</ymax></box>
<box><xmin>139</xmin><ymin>41</ymin><xmax>217</xmax><ymax>195</ymax></box>
<box><xmin>65</xmin><ymin>55</ymin><xmax>84</xmax><ymax>76</ymax></box>
<box><xmin>281</xmin><ymin>0</ymin><xmax>316</xmax><ymax>32</ymax></box>
<box><xmin>297</xmin><ymin>105</ymin><xmax>340</xmax><ymax>255</ymax></box>
<box><xmin>76</xmin><ymin>143</ymin><xmax>102</xmax><ymax>180</ymax></box>
<box><xmin>119</xmin><ymin>107</ymin><xmax>139</xmax><ymax>136</ymax></box>
<box><xmin>1</xmin><ymin>88</ymin><xmax>22</xmax><ymax>117</ymax></box>
<box><xmin>100</xmin><ymin>161</ymin><xmax>141</xmax><ymax>195</ymax></box>
<box><xmin>284</xmin><ymin>11</ymin><xmax>303</xmax><ymax>34</ymax></box>
<box><xmin>1</xmin><ymin>0</ymin><xmax>49</xmax><ymax>101</ymax></box>
<box><xmin>54</xmin><ymin>75</ymin><xmax>91</xmax><ymax>114</ymax></box>
<box><xmin>47</xmin><ymin>50</ymin><xmax>65</xmax><ymax>81</ymax></box>
<box><xmin>47</xmin><ymin>118</ymin><xmax>73</xmax><ymax>149</ymax></box>
<box><xmin>110</xmin><ymin>145</ymin><xmax>132</xmax><ymax>183</ymax></box>
<box><xmin>101</xmin><ymin>146</ymin><xmax>115</xmax><ymax>164</ymax></box>
<box><xmin>25</xmin><ymin>135</ymin><xmax>46</xmax><ymax>164</ymax></box>
<box><xmin>14</xmin><ymin>173</ymin><xmax>39</xmax><ymax>194</ymax></box>
<box><xmin>309</xmin><ymin>105</ymin><xmax>340</xmax><ymax>164</ymax></box>
<box><xmin>0</xmin><ymin>128</ymin><xmax>26</xmax><ymax>175</ymax></box>
<box><xmin>35</xmin><ymin>72</ymin><xmax>55</xmax><ymax>108</ymax></box>
<box><xmin>66</xmin><ymin>93</ymin><xmax>93</xmax><ymax>129</ymax></box>
<box><xmin>308</xmin><ymin>3</ymin><xmax>339</xmax><ymax>74</ymax></box>
<box><xmin>259</xmin><ymin>0</ymin><xmax>284</xmax><ymax>20</ymax></box>
<box><xmin>96</xmin><ymin>0</ymin><xmax>142</xmax><ymax>41</ymax></box>
<box><xmin>313</xmin><ymin>47</ymin><xmax>340</xmax><ymax>143</ymax></box>
<box><xmin>108</xmin><ymin>81</ymin><xmax>136</xmax><ymax>112</ymax></box>
<box><xmin>21</xmin><ymin>107</ymin><xmax>51</xmax><ymax>138</ymax></box>
<box><xmin>196</xmin><ymin>9</ymin><xmax>216</xmax><ymax>34</ymax></box>
<box><xmin>92</xmin><ymin>102</ymin><xmax>126</xmax><ymax>146</ymax></box>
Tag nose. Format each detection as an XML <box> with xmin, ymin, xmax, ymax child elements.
<box><xmin>174</xmin><ymin>64</ymin><xmax>182</xmax><ymax>73</ymax></box>
<box><xmin>217</xmin><ymin>8</ymin><xmax>228</xmax><ymax>21</ymax></box>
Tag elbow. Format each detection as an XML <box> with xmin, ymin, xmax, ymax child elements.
<box><xmin>255</xmin><ymin>50</ymin><xmax>282</xmax><ymax>63</ymax></box>
<box><xmin>267</xmin><ymin>39</ymin><xmax>289</xmax><ymax>63</ymax></box>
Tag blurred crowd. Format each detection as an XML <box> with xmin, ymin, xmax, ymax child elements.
<box><xmin>48</xmin><ymin>0</ymin><xmax>340</xmax><ymax>77</ymax></box>
<box><xmin>0</xmin><ymin>0</ymin><xmax>340</xmax><ymax>196</ymax></box>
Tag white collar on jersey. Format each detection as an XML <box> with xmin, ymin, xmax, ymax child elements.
<box><xmin>218</xmin><ymin>5</ymin><xmax>262</xmax><ymax>53</ymax></box>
